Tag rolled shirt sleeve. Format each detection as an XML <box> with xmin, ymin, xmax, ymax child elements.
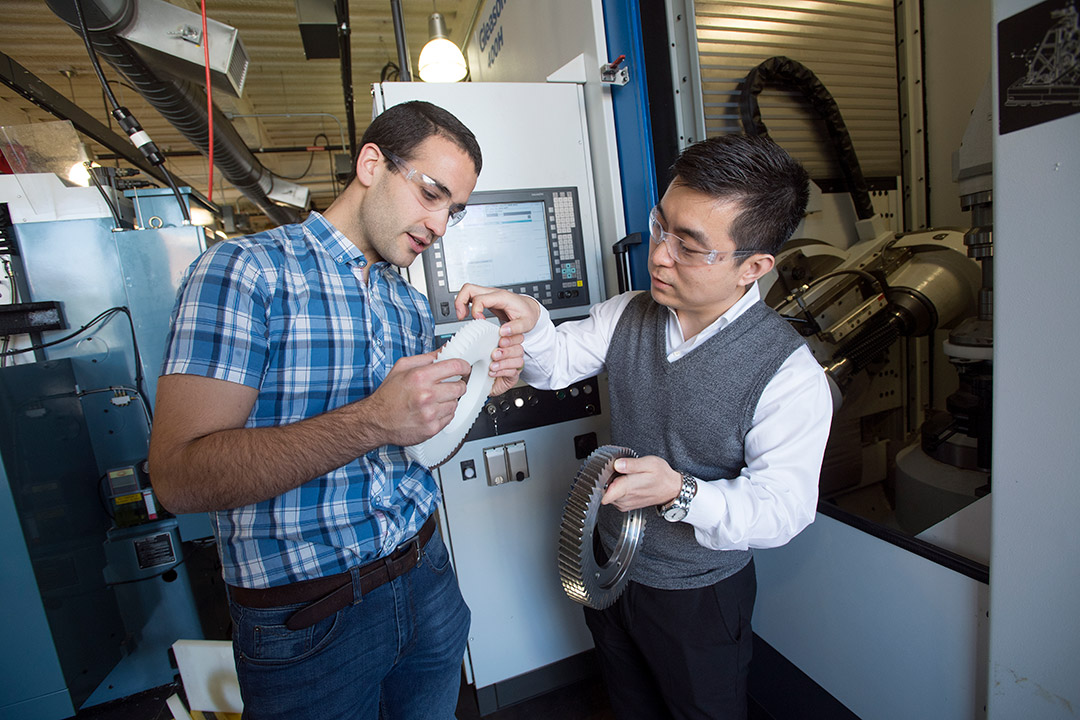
<box><xmin>162</xmin><ymin>241</ymin><xmax>271</xmax><ymax>388</ymax></box>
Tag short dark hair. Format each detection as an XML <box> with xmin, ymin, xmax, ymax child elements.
<box><xmin>357</xmin><ymin>100</ymin><xmax>482</xmax><ymax>180</ymax></box>
<box><xmin>669</xmin><ymin>134</ymin><xmax>809</xmax><ymax>258</ymax></box>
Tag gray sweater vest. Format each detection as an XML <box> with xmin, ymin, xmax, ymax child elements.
<box><xmin>600</xmin><ymin>291</ymin><xmax>807</xmax><ymax>589</ymax></box>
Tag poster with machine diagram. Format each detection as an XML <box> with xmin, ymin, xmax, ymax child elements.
<box><xmin>998</xmin><ymin>0</ymin><xmax>1080</xmax><ymax>134</ymax></box>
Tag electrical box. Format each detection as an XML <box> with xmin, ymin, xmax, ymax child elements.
<box><xmin>375</xmin><ymin>81</ymin><xmax>611</xmax><ymax>711</ymax></box>
<box><xmin>105</xmin><ymin>463</ymin><xmax>160</xmax><ymax>528</ymax></box>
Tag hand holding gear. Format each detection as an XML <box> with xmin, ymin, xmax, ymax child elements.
<box><xmin>405</xmin><ymin>319</ymin><xmax>501</xmax><ymax>468</ymax></box>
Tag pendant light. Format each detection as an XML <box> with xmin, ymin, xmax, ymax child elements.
<box><xmin>418</xmin><ymin>11</ymin><xmax>467</xmax><ymax>82</ymax></box>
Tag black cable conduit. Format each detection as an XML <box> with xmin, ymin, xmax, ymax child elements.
<box><xmin>739</xmin><ymin>56</ymin><xmax>875</xmax><ymax>221</ymax></box>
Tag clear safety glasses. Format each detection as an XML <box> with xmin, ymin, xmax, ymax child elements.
<box><xmin>648</xmin><ymin>206</ymin><xmax>753</xmax><ymax>266</ymax></box>
<box><xmin>383</xmin><ymin>148</ymin><xmax>468</xmax><ymax>227</ymax></box>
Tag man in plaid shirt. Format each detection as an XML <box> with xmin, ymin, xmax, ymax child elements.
<box><xmin>150</xmin><ymin>101</ymin><xmax>524</xmax><ymax>719</ymax></box>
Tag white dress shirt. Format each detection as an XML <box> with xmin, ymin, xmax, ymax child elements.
<box><xmin>521</xmin><ymin>284</ymin><xmax>833</xmax><ymax>552</ymax></box>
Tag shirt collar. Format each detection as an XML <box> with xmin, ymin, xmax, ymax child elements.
<box><xmin>665</xmin><ymin>282</ymin><xmax>763</xmax><ymax>350</ymax></box>
<box><xmin>717</xmin><ymin>281</ymin><xmax>762</xmax><ymax>328</ymax></box>
<box><xmin>302</xmin><ymin>211</ymin><xmax>369</xmax><ymax>268</ymax></box>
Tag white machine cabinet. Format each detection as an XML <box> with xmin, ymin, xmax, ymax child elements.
<box><xmin>372</xmin><ymin>81</ymin><xmax>614</xmax><ymax>710</ymax></box>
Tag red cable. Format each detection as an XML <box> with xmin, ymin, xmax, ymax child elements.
<box><xmin>201</xmin><ymin>0</ymin><xmax>214</xmax><ymax>202</ymax></box>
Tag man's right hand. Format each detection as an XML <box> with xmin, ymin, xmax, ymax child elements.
<box><xmin>454</xmin><ymin>283</ymin><xmax>541</xmax><ymax>336</ymax></box>
<box><xmin>362</xmin><ymin>350</ymin><xmax>471</xmax><ymax>447</ymax></box>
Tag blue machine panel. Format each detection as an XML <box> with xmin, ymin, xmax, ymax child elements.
<box><xmin>10</xmin><ymin>215</ymin><xmax>212</xmax><ymax>541</ymax></box>
<box><xmin>1</xmin><ymin>186</ymin><xmax>215</xmax><ymax>716</ymax></box>
<box><xmin>0</xmin><ymin>359</ymin><xmax>126</xmax><ymax>715</ymax></box>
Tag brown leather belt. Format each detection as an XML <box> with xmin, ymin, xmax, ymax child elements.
<box><xmin>228</xmin><ymin>514</ymin><xmax>437</xmax><ymax>630</ymax></box>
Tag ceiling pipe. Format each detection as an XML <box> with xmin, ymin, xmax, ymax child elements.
<box><xmin>390</xmin><ymin>0</ymin><xmax>413</xmax><ymax>81</ymax></box>
<box><xmin>334</xmin><ymin>0</ymin><xmax>357</xmax><ymax>159</ymax></box>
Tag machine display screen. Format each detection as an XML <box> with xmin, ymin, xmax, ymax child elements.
<box><xmin>441</xmin><ymin>201</ymin><xmax>551</xmax><ymax>290</ymax></box>
<box><xmin>421</xmin><ymin>186</ymin><xmax>590</xmax><ymax>324</ymax></box>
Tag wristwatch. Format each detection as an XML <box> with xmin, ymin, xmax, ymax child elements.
<box><xmin>658</xmin><ymin>473</ymin><xmax>698</xmax><ymax>523</ymax></box>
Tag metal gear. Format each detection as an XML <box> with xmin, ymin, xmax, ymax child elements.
<box><xmin>558</xmin><ymin>445</ymin><xmax>645</xmax><ymax>610</ymax></box>
<box><xmin>405</xmin><ymin>319</ymin><xmax>500</xmax><ymax>469</ymax></box>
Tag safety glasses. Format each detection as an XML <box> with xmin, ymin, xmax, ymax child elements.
<box><xmin>383</xmin><ymin>148</ymin><xmax>468</xmax><ymax>227</ymax></box>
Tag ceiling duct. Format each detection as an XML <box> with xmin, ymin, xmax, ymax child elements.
<box><xmin>46</xmin><ymin>0</ymin><xmax>305</xmax><ymax>225</ymax></box>
<box><xmin>115</xmin><ymin>0</ymin><xmax>249</xmax><ymax>97</ymax></box>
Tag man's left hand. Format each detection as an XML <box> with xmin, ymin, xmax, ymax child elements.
<box><xmin>602</xmin><ymin>455</ymin><xmax>683</xmax><ymax>511</ymax></box>
<box><xmin>488</xmin><ymin>334</ymin><xmax>524</xmax><ymax>397</ymax></box>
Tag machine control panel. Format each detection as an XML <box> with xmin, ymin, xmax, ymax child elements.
<box><xmin>463</xmin><ymin>377</ymin><xmax>602</xmax><ymax>444</ymax></box>
<box><xmin>423</xmin><ymin>187</ymin><xmax>591</xmax><ymax>322</ymax></box>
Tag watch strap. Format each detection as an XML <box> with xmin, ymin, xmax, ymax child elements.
<box><xmin>658</xmin><ymin>473</ymin><xmax>697</xmax><ymax>520</ymax></box>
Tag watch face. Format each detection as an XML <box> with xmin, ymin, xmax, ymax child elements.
<box><xmin>662</xmin><ymin>506</ymin><xmax>688</xmax><ymax>523</ymax></box>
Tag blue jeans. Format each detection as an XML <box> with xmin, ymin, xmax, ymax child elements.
<box><xmin>229</xmin><ymin>532</ymin><xmax>470</xmax><ymax>720</ymax></box>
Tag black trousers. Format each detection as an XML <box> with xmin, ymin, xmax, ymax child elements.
<box><xmin>583</xmin><ymin>559</ymin><xmax>757</xmax><ymax>720</ymax></box>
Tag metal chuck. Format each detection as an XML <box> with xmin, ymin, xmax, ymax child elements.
<box><xmin>558</xmin><ymin>445</ymin><xmax>646</xmax><ymax>610</ymax></box>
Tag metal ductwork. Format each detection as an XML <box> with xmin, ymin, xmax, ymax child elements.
<box><xmin>46</xmin><ymin>0</ymin><xmax>303</xmax><ymax>226</ymax></box>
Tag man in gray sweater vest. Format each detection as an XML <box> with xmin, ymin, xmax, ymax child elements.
<box><xmin>456</xmin><ymin>134</ymin><xmax>833</xmax><ymax>719</ymax></box>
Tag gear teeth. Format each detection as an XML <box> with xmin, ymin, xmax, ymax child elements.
<box><xmin>557</xmin><ymin>445</ymin><xmax>645</xmax><ymax>610</ymax></box>
<box><xmin>423</xmin><ymin>433</ymin><xmax>470</xmax><ymax>470</ymax></box>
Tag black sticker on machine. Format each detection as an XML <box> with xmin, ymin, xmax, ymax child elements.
<box><xmin>998</xmin><ymin>0</ymin><xmax>1080</xmax><ymax>134</ymax></box>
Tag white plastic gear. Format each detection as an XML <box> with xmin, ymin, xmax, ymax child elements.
<box><xmin>405</xmin><ymin>319</ymin><xmax>502</xmax><ymax>468</ymax></box>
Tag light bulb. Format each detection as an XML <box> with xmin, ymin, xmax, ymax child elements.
<box><xmin>419</xmin><ymin>38</ymin><xmax>467</xmax><ymax>82</ymax></box>
<box><xmin>189</xmin><ymin>207</ymin><xmax>216</xmax><ymax>226</ymax></box>
<box><xmin>67</xmin><ymin>161</ymin><xmax>91</xmax><ymax>187</ymax></box>
<box><xmin>418</xmin><ymin>13</ymin><xmax>467</xmax><ymax>83</ymax></box>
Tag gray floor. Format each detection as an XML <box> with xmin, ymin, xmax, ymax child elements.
<box><xmin>67</xmin><ymin>638</ymin><xmax>859</xmax><ymax>720</ymax></box>
<box><xmin>69</xmin><ymin>673</ymin><xmax>615</xmax><ymax>720</ymax></box>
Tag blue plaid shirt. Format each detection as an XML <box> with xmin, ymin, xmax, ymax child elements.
<box><xmin>162</xmin><ymin>212</ymin><xmax>437</xmax><ymax>588</ymax></box>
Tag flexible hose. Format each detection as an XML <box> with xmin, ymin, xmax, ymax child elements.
<box><xmin>739</xmin><ymin>56</ymin><xmax>875</xmax><ymax>221</ymax></box>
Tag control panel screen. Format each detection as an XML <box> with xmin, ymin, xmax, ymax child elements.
<box><xmin>423</xmin><ymin>187</ymin><xmax>590</xmax><ymax>324</ymax></box>
<box><xmin>442</xmin><ymin>201</ymin><xmax>551</xmax><ymax>290</ymax></box>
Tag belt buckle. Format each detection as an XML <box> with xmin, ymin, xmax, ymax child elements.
<box><xmin>391</xmin><ymin>535</ymin><xmax>421</xmax><ymax>567</ymax></box>
<box><xmin>408</xmin><ymin>535</ymin><xmax>422</xmax><ymax>566</ymax></box>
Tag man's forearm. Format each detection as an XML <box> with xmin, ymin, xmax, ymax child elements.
<box><xmin>151</xmin><ymin>399</ymin><xmax>385</xmax><ymax>514</ymax></box>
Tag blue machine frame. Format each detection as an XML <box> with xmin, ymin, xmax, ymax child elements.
<box><xmin>602</xmin><ymin>0</ymin><xmax>661</xmax><ymax>292</ymax></box>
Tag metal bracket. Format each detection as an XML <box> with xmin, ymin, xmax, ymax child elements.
<box><xmin>601</xmin><ymin>55</ymin><xmax>629</xmax><ymax>86</ymax></box>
